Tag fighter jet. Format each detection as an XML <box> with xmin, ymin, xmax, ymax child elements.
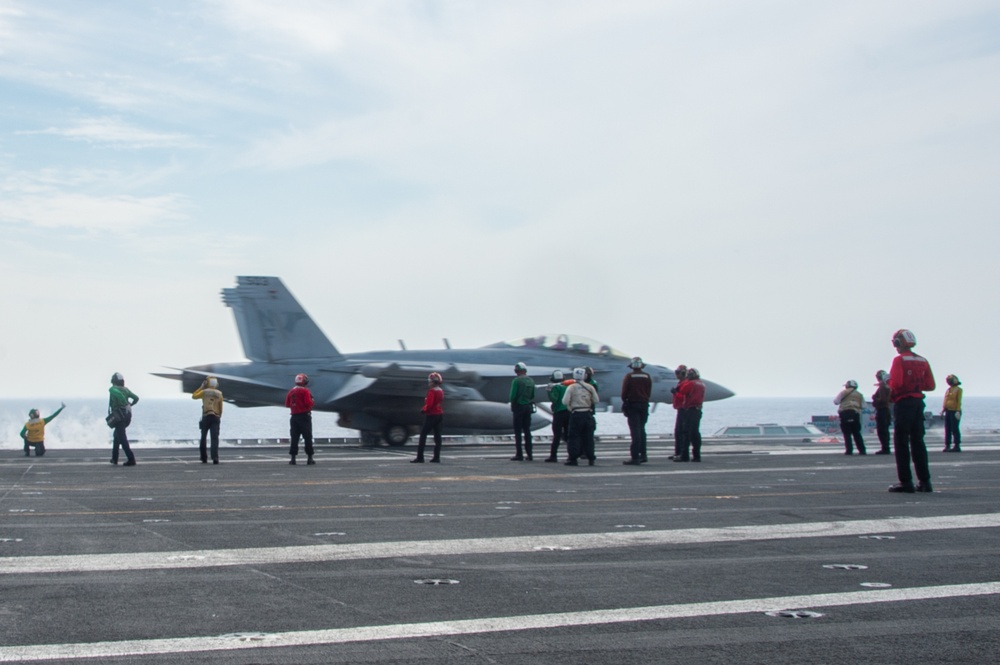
<box><xmin>156</xmin><ymin>276</ymin><xmax>734</xmax><ymax>445</ymax></box>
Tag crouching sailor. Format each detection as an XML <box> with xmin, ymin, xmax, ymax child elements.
<box><xmin>20</xmin><ymin>403</ymin><xmax>66</xmax><ymax>457</ymax></box>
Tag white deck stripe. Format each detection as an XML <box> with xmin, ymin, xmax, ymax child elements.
<box><xmin>0</xmin><ymin>582</ymin><xmax>998</xmax><ymax>661</ymax></box>
<box><xmin>3</xmin><ymin>512</ymin><xmax>1000</xmax><ymax>575</ymax></box>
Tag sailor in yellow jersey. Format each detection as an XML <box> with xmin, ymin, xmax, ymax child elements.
<box><xmin>20</xmin><ymin>403</ymin><xmax>65</xmax><ymax>457</ymax></box>
<box><xmin>192</xmin><ymin>376</ymin><xmax>224</xmax><ymax>464</ymax></box>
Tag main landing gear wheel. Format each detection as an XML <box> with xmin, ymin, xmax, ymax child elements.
<box><xmin>383</xmin><ymin>425</ymin><xmax>410</xmax><ymax>447</ymax></box>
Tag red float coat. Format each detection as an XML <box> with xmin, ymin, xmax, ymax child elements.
<box><xmin>285</xmin><ymin>385</ymin><xmax>314</xmax><ymax>414</ymax></box>
<box><xmin>422</xmin><ymin>386</ymin><xmax>444</xmax><ymax>415</ymax></box>
<box><xmin>676</xmin><ymin>379</ymin><xmax>706</xmax><ymax>409</ymax></box>
<box><xmin>888</xmin><ymin>351</ymin><xmax>935</xmax><ymax>403</ymax></box>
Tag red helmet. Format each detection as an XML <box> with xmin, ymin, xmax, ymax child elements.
<box><xmin>428</xmin><ymin>372</ymin><xmax>443</xmax><ymax>384</ymax></box>
<box><xmin>892</xmin><ymin>329</ymin><xmax>917</xmax><ymax>350</ymax></box>
<box><xmin>294</xmin><ymin>373</ymin><xmax>309</xmax><ymax>386</ymax></box>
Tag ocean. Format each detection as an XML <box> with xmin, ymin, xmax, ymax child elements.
<box><xmin>3</xmin><ymin>396</ymin><xmax>999</xmax><ymax>451</ymax></box>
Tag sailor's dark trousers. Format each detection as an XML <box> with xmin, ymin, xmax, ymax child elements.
<box><xmin>549</xmin><ymin>410</ymin><xmax>570</xmax><ymax>459</ymax></box>
<box><xmin>839</xmin><ymin>411</ymin><xmax>866</xmax><ymax>454</ymax></box>
<box><xmin>289</xmin><ymin>412</ymin><xmax>314</xmax><ymax>458</ymax></box>
<box><xmin>567</xmin><ymin>411</ymin><xmax>595</xmax><ymax>462</ymax></box>
<box><xmin>199</xmin><ymin>414</ymin><xmax>221</xmax><ymax>462</ymax></box>
<box><xmin>893</xmin><ymin>397</ymin><xmax>929</xmax><ymax>486</ymax></box>
<box><xmin>875</xmin><ymin>406</ymin><xmax>892</xmax><ymax>452</ymax></box>
<box><xmin>511</xmin><ymin>404</ymin><xmax>533</xmax><ymax>458</ymax></box>
<box><xmin>626</xmin><ymin>401</ymin><xmax>649</xmax><ymax>461</ymax></box>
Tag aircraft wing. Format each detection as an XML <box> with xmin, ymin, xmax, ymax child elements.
<box><xmin>154</xmin><ymin>367</ymin><xmax>286</xmax><ymax>390</ymax></box>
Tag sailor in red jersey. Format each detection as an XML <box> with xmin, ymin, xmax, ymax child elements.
<box><xmin>669</xmin><ymin>365</ymin><xmax>687</xmax><ymax>460</ymax></box>
<box><xmin>674</xmin><ymin>368</ymin><xmax>706</xmax><ymax>462</ymax></box>
<box><xmin>412</xmin><ymin>372</ymin><xmax>444</xmax><ymax>463</ymax></box>
<box><xmin>285</xmin><ymin>373</ymin><xmax>316</xmax><ymax>465</ymax></box>
<box><xmin>887</xmin><ymin>329</ymin><xmax>935</xmax><ymax>493</ymax></box>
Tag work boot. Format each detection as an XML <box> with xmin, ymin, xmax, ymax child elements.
<box><xmin>888</xmin><ymin>483</ymin><xmax>915</xmax><ymax>493</ymax></box>
<box><xmin>410</xmin><ymin>458</ymin><xmax>424</xmax><ymax>463</ymax></box>
<box><xmin>916</xmin><ymin>482</ymin><xmax>933</xmax><ymax>493</ymax></box>
<box><xmin>289</xmin><ymin>457</ymin><xmax>297</xmax><ymax>465</ymax></box>
<box><xmin>307</xmin><ymin>456</ymin><xmax>316</xmax><ymax>465</ymax></box>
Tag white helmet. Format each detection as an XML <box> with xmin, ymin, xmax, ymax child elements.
<box><xmin>845</xmin><ymin>379</ymin><xmax>858</xmax><ymax>389</ymax></box>
<box><xmin>892</xmin><ymin>329</ymin><xmax>917</xmax><ymax>350</ymax></box>
<box><xmin>207</xmin><ymin>376</ymin><xmax>219</xmax><ymax>389</ymax></box>
<box><xmin>550</xmin><ymin>370</ymin><xmax>564</xmax><ymax>382</ymax></box>
<box><xmin>514</xmin><ymin>362</ymin><xmax>527</xmax><ymax>374</ymax></box>
<box><xmin>572</xmin><ymin>367</ymin><xmax>587</xmax><ymax>381</ymax></box>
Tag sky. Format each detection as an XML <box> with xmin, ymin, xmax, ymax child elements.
<box><xmin>1</xmin><ymin>0</ymin><xmax>999</xmax><ymax>402</ymax></box>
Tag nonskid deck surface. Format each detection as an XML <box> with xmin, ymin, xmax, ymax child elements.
<box><xmin>2</xmin><ymin>439</ymin><xmax>1000</xmax><ymax>664</ymax></box>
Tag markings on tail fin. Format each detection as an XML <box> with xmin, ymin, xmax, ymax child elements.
<box><xmin>223</xmin><ymin>276</ymin><xmax>342</xmax><ymax>362</ymax></box>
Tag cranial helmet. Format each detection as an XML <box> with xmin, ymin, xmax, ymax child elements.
<box><xmin>946</xmin><ymin>374</ymin><xmax>961</xmax><ymax>386</ymax></box>
<box><xmin>514</xmin><ymin>362</ymin><xmax>527</xmax><ymax>374</ymax></box>
<box><xmin>28</xmin><ymin>408</ymin><xmax>39</xmax><ymax>419</ymax></box>
<box><xmin>572</xmin><ymin>367</ymin><xmax>587</xmax><ymax>381</ymax></box>
<box><xmin>892</xmin><ymin>329</ymin><xmax>917</xmax><ymax>350</ymax></box>
<box><xmin>428</xmin><ymin>372</ymin><xmax>443</xmax><ymax>384</ymax></box>
<box><xmin>876</xmin><ymin>370</ymin><xmax>889</xmax><ymax>383</ymax></box>
<box><xmin>686</xmin><ymin>367</ymin><xmax>700</xmax><ymax>380</ymax></box>
<box><xmin>111</xmin><ymin>372</ymin><xmax>125</xmax><ymax>386</ymax></box>
<box><xmin>845</xmin><ymin>380</ymin><xmax>858</xmax><ymax>389</ymax></box>
<box><xmin>207</xmin><ymin>376</ymin><xmax>219</xmax><ymax>389</ymax></box>
<box><xmin>294</xmin><ymin>373</ymin><xmax>309</xmax><ymax>386</ymax></box>
<box><xmin>630</xmin><ymin>357</ymin><xmax>645</xmax><ymax>370</ymax></box>
<box><xmin>550</xmin><ymin>370</ymin><xmax>564</xmax><ymax>382</ymax></box>
<box><xmin>675</xmin><ymin>365</ymin><xmax>688</xmax><ymax>378</ymax></box>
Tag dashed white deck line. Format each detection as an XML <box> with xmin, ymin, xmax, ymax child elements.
<box><xmin>2</xmin><ymin>512</ymin><xmax>999</xmax><ymax>575</ymax></box>
<box><xmin>0</xmin><ymin>582</ymin><xmax>998</xmax><ymax>661</ymax></box>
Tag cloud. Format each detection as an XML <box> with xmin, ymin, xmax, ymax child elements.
<box><xmin>0</xmin><ymin>171</ymin><xmax>189</xmax><ymax>231</ymax></box>
<box><xmin>17</xmin><ymin>117</ymin><xmax>199</xmax><ymax>149</ymax></box>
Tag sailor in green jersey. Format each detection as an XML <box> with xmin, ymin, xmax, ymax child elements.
<box><xmin>544</xmin><ymin>371</ymin><xmax>569</xmax><ymax>462</ymax></box>
<box><xmin>108</xmin><ymin>372</ymin><xmax>140</xmax><ymax>466</ymax></box>
<box><xmin>509</xmin><ymin>362</ymin><xmax>536</xmax><ymax>461</ymax></box>
<box><xmin>20</xmin><ymin>403</ymin><xmax>65</xmax><ymax>457</ymax></box>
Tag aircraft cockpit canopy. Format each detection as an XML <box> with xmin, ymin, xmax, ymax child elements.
<box><xmin>484</xmin><ymin>334</ymin><xmax>630</xmax><ymax>359</ymax></box>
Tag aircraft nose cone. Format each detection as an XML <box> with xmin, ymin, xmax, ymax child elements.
<box><xmin>703</xmin><ymin>380</ymin><xmax>735</xmax><ymax>402</ymax></box>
